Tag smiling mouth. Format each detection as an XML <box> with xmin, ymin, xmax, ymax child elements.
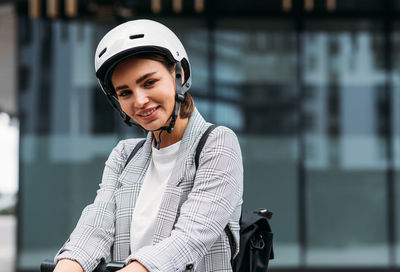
<box><xmin>138</xmin><ymin>106</ymin><xmax>160</xmax><ymax>117</ymax></box>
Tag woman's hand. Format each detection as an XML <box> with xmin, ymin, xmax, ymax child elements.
<box><xmin>118</xmin><ymin>261</ymin><xmax>149</xmax><ymax>272</ymax></box>
<box><xmin>53</xmin><ymin>259</ymin><xmax>84</xmax><ymax>272</ymax></box>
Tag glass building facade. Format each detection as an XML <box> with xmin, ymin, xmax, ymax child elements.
<box><xmin>16</xmin><ymin>0</ymin><xmax>400</xmax><ymax>271</ymax></box>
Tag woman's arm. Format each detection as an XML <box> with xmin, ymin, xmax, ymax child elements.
<box><xmin>53</xmin><ymin>259</ymin><xmax>84</xmax><ymax>272</ymax></box>
<box><xmin>126</xmin><ymin>127</ymin><xmax>243</xmax><ymax>272</ymax></box>
<box><xmin>54</xmin><ymin>140</ymin><xmax>135</xmax><ymax>272</ymax></box>
<box><xmin>118</xmin><ymin>261</ymin><xmax>148</xmax><ymax>272</ymax></box>
<box><xmin>54</xmin><ymin>258</ymin><xmax>149</xmax><ymax>272</ymax></box>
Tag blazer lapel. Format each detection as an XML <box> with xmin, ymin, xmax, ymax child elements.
<box><xmin>152</xmin><ymin>108</ymin><xmax>210</xmax><ymax>243</ymax></box>
<box><xmin>114</xmin><ymin>132</ymin><xmax>152</xmax><ymax>260</ymax></box>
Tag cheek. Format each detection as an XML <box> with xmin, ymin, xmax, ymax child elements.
<box><xmin>119</xmin><ymin>100</ymin><xmax>128</xmax><ymax>111</ymax></box>
<box><xmin>119</xmin><ymin>100</ymin><xmax>135</xmax><ymax>118</ymax></box>
<box><xmin>158</xmin><ymin>84</ymin><xmax>176</xmax><ymax>107</ymax></box>
<box><xmin>166</xmin><ymin>94</ymin><xmax>176</xmax><ymax>110</ymax></box>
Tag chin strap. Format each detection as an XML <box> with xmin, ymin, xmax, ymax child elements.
<box><xmin>153</xmin><ymin>61</ymin><xmax>185</xmax><ymax>149</ymax></box>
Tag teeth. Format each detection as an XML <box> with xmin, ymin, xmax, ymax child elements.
<box><xmin>141</xmin><ymin>108</ymin><xmax>157</xmax><ymax>116</ymax></box>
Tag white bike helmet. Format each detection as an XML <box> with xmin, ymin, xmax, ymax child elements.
<box><xmin>94</xmin><ymin>19</ymin><xmax>192</xmax><ymax>143</ymax></box>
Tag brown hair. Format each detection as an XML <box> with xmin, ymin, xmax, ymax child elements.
<box><xmin>134</xmin><ymin>53</ymin><xmax>194</xmax><ymax>119</ymax></box>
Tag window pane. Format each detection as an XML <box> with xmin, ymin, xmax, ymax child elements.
<box><xmin>18</xmin><ymin>20</ymin><xmax>119</xmax><ymax>269</ymax></box>
<box><xmin>304</xmin><ymin>20</ymin><xmax>389</xmax><ymax>266</ymax></box>
<box><xmin>215</xmin><ymin>20</ymin><xmax>299</xmax><ymax>266</ymax></box>
<box><xmin>393</xmin><ymin>23</ymin><xmax>400</xmax><ymax>267</ymax></box>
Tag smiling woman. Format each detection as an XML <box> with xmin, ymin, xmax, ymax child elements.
<box><xmin>111</xmin><ymin>53</ymin><xmax>194</xmax><ymax>120</ymax></box>
<box><xmin>53</xmin><ymin>19</ymin><xmax>243</xmax><ymax>272</ymax></box>
<box><xmin>111</xmin><ymin>57</ymin><xmax>192</xmax><ymax>148</ymax></box>
<box><xmin>112</xmin><ymin>59</ymin><xmax>178</xmax><ymax>131</ymax></box>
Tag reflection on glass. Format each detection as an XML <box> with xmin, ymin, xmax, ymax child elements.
<box><xmin>392</xmin><ymin>24</ymin><xmax>400</xmax><ymax>267</ymax></box>
<box><xmin>216</xmin><ymin>20</ymin><xmax>299</xmax><ymax>266</ymax></box>
<box><xmin>304</xmin><ymin>20</ymin><xmax>389</xmax><ymax>266</ymax></box>
<box><xmin>18</xmin><ymin>20</ymin><xmax>120</xmax><ymax>269</ymax></box>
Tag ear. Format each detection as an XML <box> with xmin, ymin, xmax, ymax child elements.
<box><xmin>173</xmin><ymin>64</ymin><xmax>185</xmax><ymax>85</ymax></box>
<box><xmin>181</xmin><ymin>67</ymin><xmax>185</xmax><ymax>85</ymax></box>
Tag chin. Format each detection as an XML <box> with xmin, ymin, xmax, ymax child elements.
<box><xmin>131</xmin><ymin>113</ymin><xmax>170</xmax><ymax>131</ymax></box>
<box><xmin>139</xmin><ymin>121</ymin><xmax>167</xmax><ymax>131</ymax></box>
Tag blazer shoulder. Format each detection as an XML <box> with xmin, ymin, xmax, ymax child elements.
<box><xmin>201</xmin><ymin>125</ymin><xmax>242</xmax><ymax>156</ymax></box>
<box><xmin>106</xmin><ymin>138</ymin><xmax>146</xmax><ymax>173</ymax></box>
<box><xmin>207</xmin><ymin>125</ymin><xmax>240</xmax><ymax>143</ymax></box>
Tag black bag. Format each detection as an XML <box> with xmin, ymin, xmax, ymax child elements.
<box><xmin>231</xmin><ymin>209</ymin><xmax>274</xmax><ymax>272</ymax></box>
<box><xmin>126</xmin><ymin>124</ymin><xmax>274</xmax><ymax>272</ymax></box>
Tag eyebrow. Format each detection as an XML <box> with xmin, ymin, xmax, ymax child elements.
<box><xmin>136</xmin><ymin>72</ymin><xmax>157</xmax><ymax>84</ymax></box>
<box><xmin>115</xmin><ymin>72</ymin><xmax>157</xmax><ymax>91</ymax></box>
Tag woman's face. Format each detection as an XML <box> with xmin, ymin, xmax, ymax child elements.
<box><xmin>111</xmin><ymin>57</ymin><xmax>176</xmax><ymax>131</ymax></box>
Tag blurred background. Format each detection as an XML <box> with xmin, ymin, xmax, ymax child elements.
<box><xmin>0</xmin><ymin>0</ymin><xmax>400</xmax><ymax>271</ymax></box>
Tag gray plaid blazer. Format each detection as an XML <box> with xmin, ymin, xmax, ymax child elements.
<box><xmin>55</xmin><ymin>108</ymin><xmax>243</xmax><ymax>272</ymax></box>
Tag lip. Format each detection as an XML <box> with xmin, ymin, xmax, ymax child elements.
<box><xmin>136</xmin><ymin>106</ymin><xmax>160</xmax><ymax>121</ymax></box>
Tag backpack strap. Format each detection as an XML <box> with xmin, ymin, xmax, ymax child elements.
<box><xmin>124</xmin><ymin>139</ymin><xmax>146</xmax><ymax>169</ymax></box>
<box><xmin>125</xmin><ymin>124</ymin><xmax>217</xmax><ymax>171</ymax></box>
<box><xmin>224</xmin><ymin>226</ymin><xmax>236</xmax><ymax>264</ymax></box>
<box><xmin>195</xmin><ymin>124</ymin><xmax>218</xmax><ymax>169</ymax></box>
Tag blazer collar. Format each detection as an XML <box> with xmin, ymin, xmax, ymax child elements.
<box><xmin>145</xmin><ymin>107</ymin><xmax>209</xmax><ymax>186</ymax></box>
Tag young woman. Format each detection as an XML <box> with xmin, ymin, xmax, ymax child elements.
<box><xmin>54</xmin><ymin>19</ymin><xmax>243</xmax><ymax>272</ymax></box>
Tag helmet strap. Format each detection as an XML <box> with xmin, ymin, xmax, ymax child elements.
<box><xmin>154</xmin><ymin>61</ymin><xmax>185</xmax><ymax>149</ymax></box>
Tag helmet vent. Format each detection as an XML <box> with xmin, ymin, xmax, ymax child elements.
<box><xmin>129</xmin><ymin>34</ymin><xmax>144</xmax><ymax>40</ymax></box>
<box><xmin>99</xmin><ymin>48</ymin><xmax>107</xmax><ymax>58</ymax></box>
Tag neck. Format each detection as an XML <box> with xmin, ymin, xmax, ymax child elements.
<box><xmin>153</xmin><ymin>115</ymin><xmax>189</xmax><ymax>149</ymax></box>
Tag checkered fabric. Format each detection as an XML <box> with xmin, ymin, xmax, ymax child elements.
<box><xmin>55</xmin><ymin>108</ymin><xmax>243</xmax><ymax>272</ymax></box>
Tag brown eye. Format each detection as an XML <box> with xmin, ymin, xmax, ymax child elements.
<box><xmin>144</xmin><ymin>79</ymin><xmax>157</xmax><ymax>87</ymax></box>
<box><xmin>117</xmin><ymin>90</ymin><xmax>131</xmax><ymax>97</ymax></box>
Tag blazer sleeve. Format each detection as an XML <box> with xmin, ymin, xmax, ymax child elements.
<box><xmin>54</xmin><ymin>140</ymin><xmax>131</xmax><ymax>272</ymax></box>
<box><xmin>128</xmin><ymin>127</ymin><xmax>243</xmax><ymax>272</ymax></box>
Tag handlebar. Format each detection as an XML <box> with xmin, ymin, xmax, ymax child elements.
<box><xmin>40</xmin><ymin>260</ymin><xmax>125</xmax><ymax>272</ymax></box>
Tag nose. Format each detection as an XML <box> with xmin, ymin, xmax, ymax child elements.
<box><xmin>134</xmin><ymin>90</ymin><xmax>149</xmax><ymax>108</ymax></box>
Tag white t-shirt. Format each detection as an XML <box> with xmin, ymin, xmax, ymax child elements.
<box><xmin>130</xmin><ymin>140</ymin><xmax>181</xmax><ymax>253</ymax></box>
